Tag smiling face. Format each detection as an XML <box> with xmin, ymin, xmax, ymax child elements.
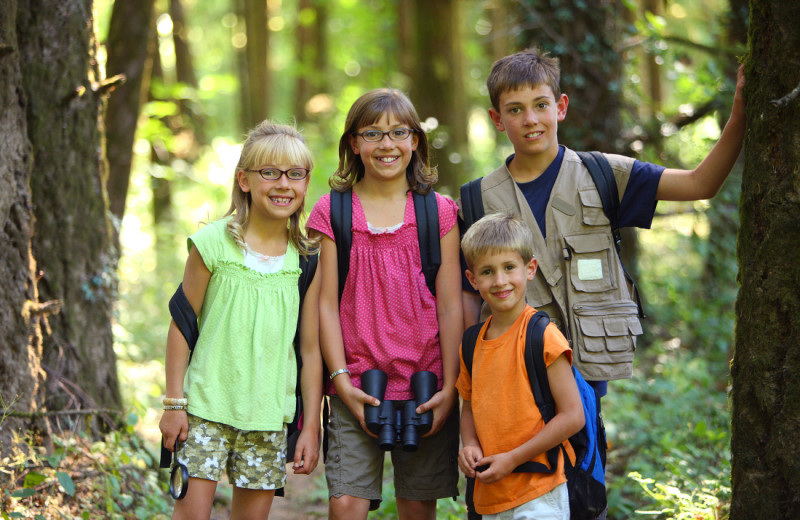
<box><xmin>237</xmin><ymin>163</ymin><xmax>309</xmax><ymax>224</ymax></box>
<box><xmin>466</xmin><ymin>249</ymin><xmax>537</xmax><ymax>319</ymax></box>
<box><xmin>489</xmin><ymin>83</ymin><xmax>568</xmax><ymax>164</ymax></box>
<box><xmin>349</xmin><ymin>113</ymin><xmax>418</xmax><ymax>184</ymax></box>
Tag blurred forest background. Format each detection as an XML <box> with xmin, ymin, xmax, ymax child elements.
<box><xmin>2</xmin><ymin>0</ymin><xmax>763</xmax><ymax>518</ymax></box>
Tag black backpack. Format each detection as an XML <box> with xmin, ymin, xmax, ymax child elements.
<box><xmin>329</xmin><ymin>188</ymin><xmax>440</xmax><ymax>299</ymax></box>
<box><xmin>459</xmin><ymin>151</ymin><xmax>643</xmax><ymax>318</ymax></box>
<box><xmin>159</xmin><ymin>253</ymin><xmax>318</xmax><ymax>498</ymax></box>
<box><xmin>461</xmin><ymin>311</ymin><xmax>608</xmax><ymax>520</ymax></box>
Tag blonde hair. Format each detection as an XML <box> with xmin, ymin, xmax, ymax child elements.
<box><xmin>487</xmin><ymin>47</ymin><xmax>561</xmax><ymax>111</ymax></box>
<box><xmin>225</xmin><ymin>120</ymin><xmax>319</xmax><ymax>256</ymax></box>
<box><xmin>330</xmin><ymin>88</ymin><xmax>436</xmax><ymax>194</ymax></box>
<box><xmin>461</xmin><ymin>213</ymin><xmax>534</xmax><ymax>269</ymax></box>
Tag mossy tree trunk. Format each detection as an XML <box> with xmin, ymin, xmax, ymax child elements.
<box><xmin>1</xmin><ymin>0</ymin><xmax>121</xmax><ymax>447</ymax></box>
<box><xmin>730</xmin><ymin>1</ymin><xmax>800</xmax><ymax>517</ymax></box>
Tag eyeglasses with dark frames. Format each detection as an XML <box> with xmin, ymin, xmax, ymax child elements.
<box><xmin>244</xmin><ymin>167</ymin><xmax>310</xmax><ymax>181</ymax></box>
<box><xmin>354</xmin><ymin>128</ymin><xmax>415</xmax><ymax>142</ymax></box>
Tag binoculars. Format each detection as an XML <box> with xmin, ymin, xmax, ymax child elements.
<box><xmin>361</xmin><ymin>369</ymin><xmax>437</xmax><ymax>451</ymax></box>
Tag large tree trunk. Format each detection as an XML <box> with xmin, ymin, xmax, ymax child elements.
<box><xmin>105</xmin><ymin>0</ymin><xmax>156</xmax><ymax>224</ymax></box>
<box><xmin>730</xmin><ymin>1</ymin><xmax>800</xmax><ymax>518</ymax></box>
<box><xmin>0</xmin><ymin>0</ymin><xmax>42</xmax><ymax>453</ymax></box>
<box><xmin>14</xmin><ymin>0</ymin><xmax>120</xmax><ymax>434</ymax></box>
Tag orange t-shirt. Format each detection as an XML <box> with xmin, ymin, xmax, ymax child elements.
<box><xmin>456</xmin><ymin>305</ymin><xmax>573</xmax><ymax>515</ymax></box>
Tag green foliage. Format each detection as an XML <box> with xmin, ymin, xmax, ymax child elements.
<box><xmin>604</xmin><ymin>341</ymin><xmax>731</xmax><ymax>519</ymax></box>
<box><xmin>0</xmin><ymin>419</ymin><xmax>170</xmax><ymax>519</ymax></box>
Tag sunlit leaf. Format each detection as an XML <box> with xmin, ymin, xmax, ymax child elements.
<box><xmin>23</xmin><ymin>471</ymin><xmax>46</xmax><ymax>487</ymax></box>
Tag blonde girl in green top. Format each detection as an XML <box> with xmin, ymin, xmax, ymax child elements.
<box><xmin>159</xmin><ymin>121</ymin><xmax>322</xmax><ymax>519</ymax></box>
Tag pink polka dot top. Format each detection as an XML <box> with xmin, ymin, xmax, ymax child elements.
<box><xmin>307</xmin><ymin>190</ymin><xmax>458</xmax><ymax>400</ymax></box>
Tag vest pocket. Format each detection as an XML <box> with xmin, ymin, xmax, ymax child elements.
<box><xmin>563</xmin><ymin>233</ymin><xmax>615</xmax><ymax>293</ymax></box>
<box><xmin>572</xmin><ymin>301</ymin><xmax>642</xmax><ymax>365</ymax></box>
<box><xmin>579</xmin><ymin>188</ymin><xmax>610</xmax><ymax>226</ymax></box>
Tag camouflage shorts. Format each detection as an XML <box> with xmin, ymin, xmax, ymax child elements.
<box><xmin>177</xmin><ymin>414</ymin><xmax>287</xmax><ymax>490</ymax></box>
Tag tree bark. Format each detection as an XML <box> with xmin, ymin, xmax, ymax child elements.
<box><xmin>15</xmin><ymin>0</ymin><xmax>121</xmax><ymax>432</ymax></box>
<box><xmin>105</xmin><ymin>0</ymin><xmax>157</xmax><ymax>224</ymax></box>
<box><xmin>0</xmin><ymin>0</ymin><xmax>42</xmax><ymax>453</ymax></box>
<box><xmin>730</xmin><ymin>1</ymin><xmax>800</xmax><ymax>518</ymax></box>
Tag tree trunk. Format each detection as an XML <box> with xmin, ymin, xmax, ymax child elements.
<box><xmin>410</xmin><ymin>0</ymin><xmax>469</xmax><ymax>196</ymax></box>
<box><xmin>238</xmin><ymin>0</ymin><xmax>269</xmax><ymax>131</ymax></box>
<box><xmin>0</xmin><ymin>0</ymin><xmax>42</xmax><ymax>453</ymax></box>
<box><xmin>294</xmin><ymin>0</ymin><xmax>327</xmax><ymax>123</ymax></box>
<box><xmin>730</xmin><ymin>1</ymin><xmax>800</xmax><ymax>518</ymax></box>
<box><xmin>16</xmin><ymin>0</ymin><xmax>120</xmax><ymax>432</ymax></box>
<box><xmin>105</xmin><ymin>0</ymin><xmax>157</xmax><ymax>224</ymax></box>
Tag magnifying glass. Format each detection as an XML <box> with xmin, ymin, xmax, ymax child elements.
<box><xmin>169</xmin><ymin>439</ymin><xmax>189</xmax><ymax>500</ymax></box>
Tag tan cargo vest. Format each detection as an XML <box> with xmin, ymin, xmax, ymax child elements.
<box><xmin>465</xmin><ymin>148</ymin><xmax>643</xmax><ymax>381</ymax></box>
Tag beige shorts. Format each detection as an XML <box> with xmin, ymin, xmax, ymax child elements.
<box><xmin>324</xmin><ymin>395</ymin><xmax>459</xmax><ymax>508</ymax></box>
<box><xmin>178</xmin><ymin>414</ymin><xmax>287</xmax><ymax>490</ymax></box>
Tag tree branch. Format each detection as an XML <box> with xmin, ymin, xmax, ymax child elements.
<box><xmin>771</xmin><ymin>82</ymin><xmax>800</xmax><ymax>109</ymax></box>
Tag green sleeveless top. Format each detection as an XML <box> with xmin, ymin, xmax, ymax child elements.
<box><xmin>184</xmin><ymin>218</ymin><xmax>300</xmax><ymax>431</ymax></box>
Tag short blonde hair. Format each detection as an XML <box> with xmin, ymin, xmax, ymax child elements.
<box><xmin>461</xmin><ymin>213</ymin><xmax>534</xmax><ymax>269</ymax></box>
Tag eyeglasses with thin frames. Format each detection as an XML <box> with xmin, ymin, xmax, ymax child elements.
<box><xmin>244</xmin><ymin>167</ymin><xmax>310</xmax><ymax>181</ymax></box>
<box><xmin>354</xmin><ymin>128</ymin><xmax>415</xmax><ymax>142</ymax></box>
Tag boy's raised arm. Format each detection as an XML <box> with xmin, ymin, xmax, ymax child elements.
<box><xmin>656</xmin><ymin>65</ymin><xmax>746</xmax><ymax>202</ymax></box>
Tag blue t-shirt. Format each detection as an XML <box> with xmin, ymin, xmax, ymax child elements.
<box><xmin>514</xmin><ymin>147</ymin><xmax>665</xmax><ymax>238</ymax></box>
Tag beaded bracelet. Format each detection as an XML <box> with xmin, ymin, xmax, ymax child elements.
<box><xmin>163</xmin><ymin>404</ymin><xmax>187</xmax><ymax>411</ymax></box>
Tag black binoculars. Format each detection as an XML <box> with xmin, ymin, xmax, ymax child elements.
<box><xmin>361</xmin><ymin>369</ymin><xmax>437</xmax><ymax>451</ymax></box>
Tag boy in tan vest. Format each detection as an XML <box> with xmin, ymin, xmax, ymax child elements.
<box><xmin>459</xmin><ymin>48</ymin><xmax>745</xmax><ymax>397</ymax></box>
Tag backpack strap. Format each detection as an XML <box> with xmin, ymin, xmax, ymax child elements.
<box><xmin>329</xmin><ymin>189</ymin><xmax>353</xmax><ymax>302</ymax></box>
<box><xmin>413</xmin><ymin>190</ymin><xmax>441</xmax><ymax>296</ymax></box>
<box><xmin>459</xmin><ymin>177</ymin><xmax>484</xmax><ymax>231</ymax></box>
<box><xmin>461</xmin><ymin>321</ymin><xmax>485</xmax><ymax>377</ymax></box>
<box><xmin>576</xmin><ymin>151</ymin><xmax>620</xmax><ymax>252</ymax></box>
<box><xmin>577</xmin><ymin>151</ymin><xmax>645</xmax><ymax>319</ymax></box>
<box><xmin>513</xmin><ymin>311</ymin><xmax>560</xmax><ymax>474</ymax></box>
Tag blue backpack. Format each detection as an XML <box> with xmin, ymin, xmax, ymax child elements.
<box><xmin>461</xmin><ymin>311</ymin><xmax>607</xmax><ymax>520</ymax></box>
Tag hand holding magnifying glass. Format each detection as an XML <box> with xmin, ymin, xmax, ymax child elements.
<box><xmin>169</xmin><ymin>439</ymin><xmax>189</xmax><ymax>500</ymax></box>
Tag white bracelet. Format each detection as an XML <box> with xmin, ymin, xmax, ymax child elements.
<box><xmin>329</xmin><ymin>368</ymin><xmax>351</xmax><ymax>381</ymax></box>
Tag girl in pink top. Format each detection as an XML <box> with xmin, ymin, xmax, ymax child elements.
<box><xmin>307</xmin><ymin>89</ymin><xmax>462</xmax><ymax>519</ymax></box>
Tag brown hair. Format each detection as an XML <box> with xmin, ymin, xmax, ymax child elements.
<box><xmin>225</xmin><ymin>120</ymin><xmax>319</xmax><ymax>256</ymax></box>
<box><xmin>461</xmin><ymin>213</ymin><xmax>535</xmax><ymax>270</ymax></box>
<box><xmin>487</xmin><ymin>47</ymin><xmax>561</xmax><ymax>111</ymax></box>
<box><xmin>329</xmin><ymin>88</ymin><xmax>436</xmax><ymax>194</ymax></box>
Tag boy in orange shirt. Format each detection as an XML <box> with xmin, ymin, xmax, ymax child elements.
<box><xmin>456</xmin><ymin>212</ymin><xmax>585</xmax><ymax>519</ymax></box>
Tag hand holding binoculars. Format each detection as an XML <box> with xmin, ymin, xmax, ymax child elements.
<box><xmin>361</xmin><ymin>369</ymin><xmax>437</xmax><ymax>451</ymax></box>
